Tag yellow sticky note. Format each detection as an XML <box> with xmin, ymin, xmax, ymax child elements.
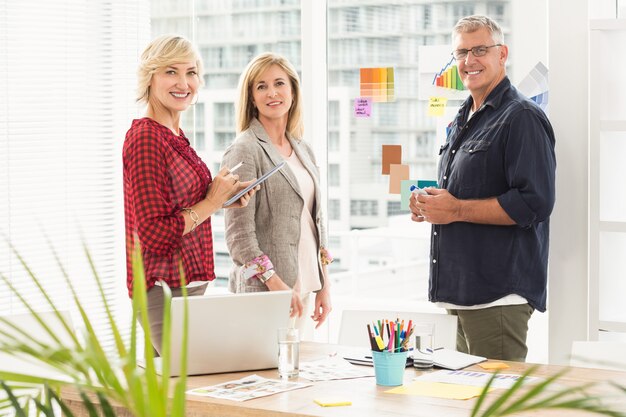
<box><xmin>428</xmin><ymin>97</ymin><xmax>448</xmax><ymax>117</ymax></box>
<box><xmin>479</xmin><ymin>362</ymin><xmax>510</xmax><ymax>370</ymax></box>
<box><xmin>314</xmin><ymin>397</ymin><xmax>352</xmax><ymax>407</ymax></box>
<box><xmin>385</xmin><ymin>381</ymin><xmax>492</xmax><ymax>400</ymax></box>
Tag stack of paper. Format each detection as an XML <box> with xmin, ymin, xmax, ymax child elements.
<box><xmin>431</xmin><ymin>348</ymin><xmax>486</xmax><ymax>370</ymax></box>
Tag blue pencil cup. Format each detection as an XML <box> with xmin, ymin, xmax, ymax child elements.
<box><xmin>371</xmin><ymin>350</ymin><xmax>408</xmax><ymax>386</ymax></box>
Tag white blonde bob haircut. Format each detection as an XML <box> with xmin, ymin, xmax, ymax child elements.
<box><xmin>136</xmin><ymin>34</ymin><xmax>204</xmax><ymax>104</ymax></box>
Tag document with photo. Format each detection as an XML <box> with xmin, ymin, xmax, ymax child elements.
<box><xmin>299</xmin><ymin>357</ymin><xmax>375</xmax><ymax>381</ymax></box>
<box><xmin>187</xmin><ymin>374</ymin><xmax>311</xmax><ymax>402</ymax></box>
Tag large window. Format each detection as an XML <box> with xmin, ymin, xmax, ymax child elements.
<box><xmin>2</xmin><ymin>0</ymin><xmax>552</xmax><ymax>353</ymax></box>
<box><xmin>0</xmin><ymin>0</ymin><xmax>149</xmax><ymax>351</ymax></box>
<box><xmin>149</xmin><ymin>0</ymin><xmax>302</xmax><ymax>287</ymax></box>
<box><xmin>325</xmin><ymin>0</ymin><xmax>514</xmax><ymax>312</ymax></box>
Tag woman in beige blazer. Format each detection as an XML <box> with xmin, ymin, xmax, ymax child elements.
<box><xmin>221</xmin><ymin>53</ymin><xmax>332</xmax><ymax>335</ymax></box>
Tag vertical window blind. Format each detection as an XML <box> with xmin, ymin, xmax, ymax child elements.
<box><xmin>0</xmin><ymin>0</ymin><xmax>149</xmax><ymax>352</ymax></box>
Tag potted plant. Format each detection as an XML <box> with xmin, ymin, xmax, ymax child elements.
<box><xmin>0</xmin><ymin>241</ymin><xmax>189</xmax><ymax>417</ymax></box>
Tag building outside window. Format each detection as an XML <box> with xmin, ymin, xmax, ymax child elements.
<box><xmin>148</xmin><ymin>0</ymin><xmax>516</xmax><ymax>321</ymax></box>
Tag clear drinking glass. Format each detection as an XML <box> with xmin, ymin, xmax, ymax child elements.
<box><xmin>277</xmin><ymin>327</ymin><xmax>299</xmax><ymax>378</ymax></box>
<box><xmin>412</xmin><ymin>323</ymin><xmax>434</xmax><ymax>369</ymax></box>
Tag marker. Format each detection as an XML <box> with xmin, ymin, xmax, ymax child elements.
<box><xmin>366</xmin><ymin>324</ymin><xmax>377</xmax><ymax>351</ymax></box>
<box><xmin>410</xmin><ymin>184</ymin><xmax>428</xmax><ymax>196</ymax></box>
<box><xmin>229</xmin><ymin>161</ymin><xmax>243</xmax><ymax>173</ymax></box>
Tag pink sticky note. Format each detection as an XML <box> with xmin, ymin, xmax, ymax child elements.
<box><xmin>354</xmin><ymin>97</ymin><xmax>372</xmax><ymax>118</ymax></box>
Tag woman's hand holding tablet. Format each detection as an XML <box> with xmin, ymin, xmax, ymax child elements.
<box><xmin>223</xmin><ymin>161</ymin><xmax>286</xmax><ymax>207</ymax></box>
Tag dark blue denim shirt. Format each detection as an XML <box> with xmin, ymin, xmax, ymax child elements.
<box><xmin>430</xmin><ymin>77</ymin><xmax>556</xmax><ymax>312</ymax></box>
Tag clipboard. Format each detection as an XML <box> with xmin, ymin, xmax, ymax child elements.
<box><xmin>223</xmin><ymin>161</ymin><xmax>286</xmax><ymax>207</ymax></box>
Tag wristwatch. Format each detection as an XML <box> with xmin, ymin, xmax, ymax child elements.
<box><xmin>257</xmin><ymin>269</ymin><xmax>275</xmax><ymax>284</ymax></box>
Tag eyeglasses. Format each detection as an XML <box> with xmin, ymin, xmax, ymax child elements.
<box><xmin>452</xmin><ymin>44</ymin><xmax>502</xmax><ymax>61</ymax></box>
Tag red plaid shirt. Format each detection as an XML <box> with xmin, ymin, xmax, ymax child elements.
<box><xmin>123</xmin><ymin>118</ymin><xmax>215</xmax><ymax>297</ymax></box>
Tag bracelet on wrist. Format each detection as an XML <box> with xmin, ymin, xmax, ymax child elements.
<box><xmin>182</xmin><ymin>207</ymin><xmax>200</xmax><ymax>232</ymax></box>
<box><xmin>257</xmin><ymin>269</ymin><xmax>275</xmax><ymax>284</ymax></box>
<box><xmin>242</xmin><ymin>254</ymin><xmax>274</xmax><ymax>279</ymax></box>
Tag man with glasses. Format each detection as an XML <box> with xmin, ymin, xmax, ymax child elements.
<box><xmin>409</xmin><ymin>15</ymin><xmax>556</xmax><ymax>362</ymax></box>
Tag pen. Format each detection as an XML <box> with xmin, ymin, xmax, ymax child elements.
<box><xmin>229</xmin><ymin>161</ymin><xmax>243</xmax><ymax>173</ymax></box>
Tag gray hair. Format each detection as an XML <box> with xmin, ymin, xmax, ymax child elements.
<box><xmin>452</xmin><ymin>15</ymin><xmax>504</xmax><ymax>44</ymax></box>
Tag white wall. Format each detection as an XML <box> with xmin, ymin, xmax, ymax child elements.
<box><xmin>547</xmin><ymin>0</ymin><xmax>590</xmax><ymax>364</ymax></box>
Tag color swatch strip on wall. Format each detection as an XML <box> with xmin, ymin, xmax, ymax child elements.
<box><xmin>516</xmin><ymin>61</ymin><xmax>549</xmax><ymax>113</ymax></box>
<box><xmin>432</xmin><ymin>58</ymin><xmax>465</xmax><ymax>91</ymax></box>
<box><xmin>360</xmin><ymin>67</ymin><xmax>395</xmax><ymax>102</ymax></box>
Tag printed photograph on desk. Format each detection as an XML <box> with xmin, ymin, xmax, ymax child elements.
<box><xmin>187</xmin><ymin>374</ymin><xmax>312</xmax><ymax>402</ymax></box>
<box><xmin>299</xmin><ymin>357</ymin><xmax>375</xmax><ymax>381</ymax></box>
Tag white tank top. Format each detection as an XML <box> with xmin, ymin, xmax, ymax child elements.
<box><xmin>285</xmin><ymin>151</ymin><xmax>321</xmax><ymax>294</ymax></box>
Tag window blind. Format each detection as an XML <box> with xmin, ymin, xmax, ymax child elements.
<box><xmin>0</xmin><ymin>0</ymin><xmax>149</xmax><ymax>352</ymax></box>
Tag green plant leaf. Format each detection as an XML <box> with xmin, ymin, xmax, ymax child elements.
<box><xmin>0</xmin><ymin>381</ymin><xmax>28</xmax><ymax>417</ymax></box>
<box><xmin>470</xmin><ymin>370</ymin><xmax>499</xmax><ymax>417</ymax></box>
<box><xmin>1</xmin><ymin>238</ymin><xmax>192</xmax><ymax>417</ymax></box>
<box><xmin>472</xmin><ymin>366</ymin><xmax>626</xmax><ymax>417</ymax></box>
<box><xmin>46</xmin><ymin>387</ymin><xmax>77</xmax><ymax>417</ymax></box>
<box><xmin>171</xmin><ymin>263</ymin><xmax>189</xmax><ymax>417</ymax></box>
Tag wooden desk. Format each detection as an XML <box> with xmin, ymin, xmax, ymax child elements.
<box><xmin>61</xmin><ymin>343</ymin><xmax>626</xmax><ymax>417</ymax></box>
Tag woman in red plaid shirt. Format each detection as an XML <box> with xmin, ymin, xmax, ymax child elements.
<box><xmin>123</xmin><ymin>35</ymin><xmax>257</xmax><ymax>355</ymax></box>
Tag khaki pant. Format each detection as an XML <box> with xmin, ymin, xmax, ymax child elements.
<box><xmin>142</xmin><ymin>282</ymin><xmax>208</xmax><ymax>357</ymax></box>
<box><xmin>448</xmin><ymin>304</ymin><xmax>534</xmax><ymax>362</ymax></box>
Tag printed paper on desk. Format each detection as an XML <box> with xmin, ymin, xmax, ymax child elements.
<box><xmin>299</xmin><ymin>357</ymin><xmax>374</xmax><ymax>382</ymax></box>
<box><xmin>415</xmin><ymin>370</ymin><xmax>542</xmax><ymax>390</ymax></box>
<box><xmin>187</xmin><ymin>374</ymin><xmax>311</xmax><ymax>402</ymax></box>
<box><xmin>431</xmin><ymin>348</ymin><xmax>486</xmax><ymax>370</ymax></box>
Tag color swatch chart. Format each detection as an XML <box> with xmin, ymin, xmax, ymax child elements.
<box><xmin>432</xmin><ymin>57</ymin><xmax>464</xmax><ymax>91</ymax></box>
<box><xmin>360</xmin><ymin>67</ymin><xmax>395</xmax><ymax>102</ymax></box>
<box><xmin>517</xmin><ymin>62</ymin><xmax>549</xmax><ymax>112</ymax></box>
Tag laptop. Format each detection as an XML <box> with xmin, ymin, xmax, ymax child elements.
<box><xmin>152</xmin><ymin>290</ymin><xmax>292</xmax><ymax>376</ymax></box>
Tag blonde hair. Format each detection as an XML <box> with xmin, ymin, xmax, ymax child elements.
<box><xmin>235</xmin><ymin>52</ymin><xmax>303</xmax><ymax>139</ymax></box>
<box><xmin>136</xmin><ymin>35</ymin><xmax>204</xmax><ymax>104</ymax></box>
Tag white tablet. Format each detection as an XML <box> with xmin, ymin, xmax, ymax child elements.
<box><xmin>223</xmin><ymin>161</ymin><xmax>286</xmax><ymax>207</ymax></box>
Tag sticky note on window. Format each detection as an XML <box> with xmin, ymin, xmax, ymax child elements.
<box><xmin>401</xmin><ymin>180</ymin><xmax>419</xmax><ymax>210</ymax></box>
<box><xmin>389</xmin><ymin>164</ymin><xmax>409</xmax><ymax>194</ymax></box>
<box><xmin>314</xmin><ymin>397</ymin><xmax>352</xmax><ymax>407</ymax></box>
<box><xmin>418</xmin><ymin>180</ymin><xmax>438</xmax><ymax>189</ymax></box>
<box><xmin>428</xmin><ymin>97</ymin><xmax>448</xmax><ymax>117</ymax></box>
<box><xmin>360</xmin><ymin>67</ymin><xmax>395</xmax><ymax>102</ymax></box>
<box><xmin>354</xmin><ymin>97</ymin><xmax>372</xmax><ymax>118</ymax></box>
<box><xmin>382</xmin><ymin>145</ymin><xmax>402</xmax><ymax>175</ymax></box>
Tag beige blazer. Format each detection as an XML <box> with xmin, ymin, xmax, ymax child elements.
<box><xmin>221</xmin><ymin>118</ymin><xmax>328</xmax><ymax>293</ymax></box>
